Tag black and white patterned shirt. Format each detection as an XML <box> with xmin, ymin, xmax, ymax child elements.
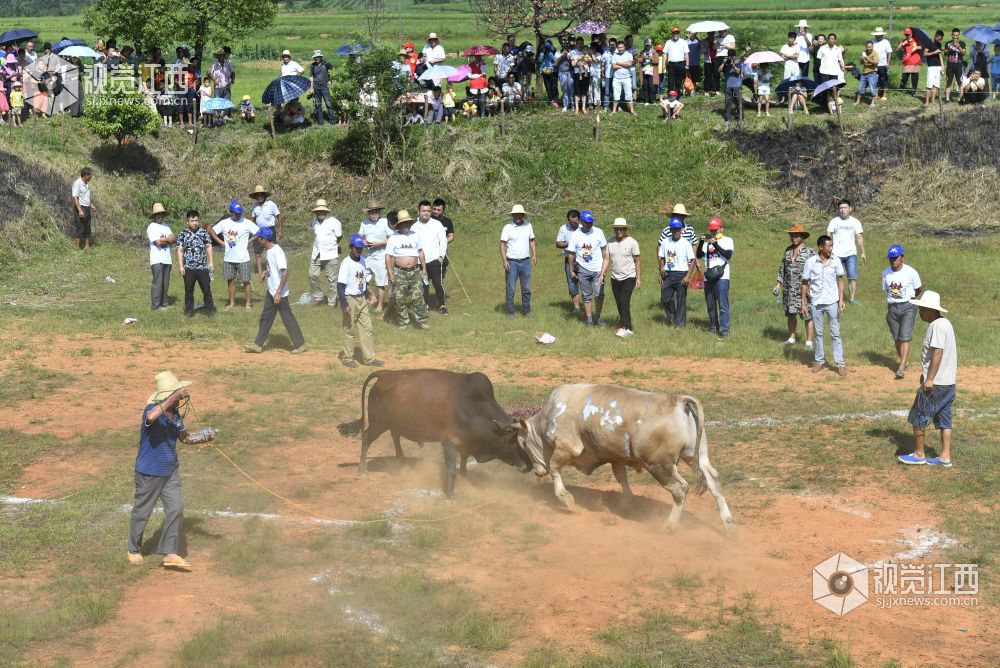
<box><xmin>176</xmin><ymin>228</ymin><xmax>212</xmax><ymax>269</ymax></box>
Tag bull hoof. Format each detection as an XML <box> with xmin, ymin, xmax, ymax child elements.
<box><xmin>722</xmin><ymin>519</ymin><xmax>737</xmax><ymax>535</ymax></box>
<box><xmin>665</xmin><ymin>519</ymin><xmax>681</xmax><ymax>534</ymax></box>
<box><xmin>558</xmin><ymin>494</ymin><xmax>576</xmax><ymax>511</ymax></box>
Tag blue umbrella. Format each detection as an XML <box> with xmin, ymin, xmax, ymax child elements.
<box><xmin>909</xmin><ymin>28</ymin><xmax>934</xmax><ymax>49</ymax></box>
<box><xmin>812</xmin><ymin>78</ymin><xmax>846</xmax><ymax>99</ymax></box>
<box><xmin>0</xmin><ymin>28</ymin><xmax>38</xmax><ymax>45</ymax></box>
<box><xmin>262</xmin><ymin>75</ymin><xmax>311</xmax><ymax>105</ymax></box>
<box><xmin>963</xmin><ymin>25</ymin><xmax>1000</xmax><ymax>44</ymax></box>
<box><xmin>775</xmin><ymin>76</ymin><xmax>817</xmax><ymax>98</ymax></box>
<box><xmin>202</xmin><ymin>97</ymin><xmax>235</xmax><ymax>112</ymax></box>
<box><xmin>52</xmin><ymin>38</ymin><xmax>86</xmax><ymax>53</ymax></box>
<box><xmin>336</xmin><ymin>43</ymin><xmax>370</xmax><ymax>56</ymax></box>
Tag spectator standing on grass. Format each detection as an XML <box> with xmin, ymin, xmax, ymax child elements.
<box><xmin>610</xmin><ymin>42</ymin><xmax>635</xmax><ymax>115</ymax></box>
<box><xmin>557</xmin><ymin>44</ymin><xmax>574</xmax><ymax>112</ymax></box>
<box><xmin>338</xmin><ymin>235</ymin><xmax>384</xmax><ymax>369</ymax></box>
<box><xmin>898</xmin><ymin>28</ymin><xmax>923</xmax><ymax>93</ymax></box>
<box><xmin>664</xmin><ymin>28</ymin><xmax>689</xmax><ymax>100</ymax></box>
<box><xmin>412</xmin><ymin>200</ymin><xmax>449</xmax><ymax>315</ymax></box>
<box><xmin>924</xmin><ymin>31</ymin><xmax>944</xmax><ymax>106</ymax></box>
<box><xmin>826</xmin><ymin>199</ymin><xmax>866</xmax><ymax>305</ymax></box>
<box><xmin>658</xmin><ymin>217</ymin><xmax>698</xmax><ymax>329</ymax></box>
<box><xmin>359</xmin><ymin>200</ymin><xmax>392</xmax><ymax>314</ymax></box>
<box><xmin>658</xmin><ymin>203</ymin><xmax>698</xmax><ymax>252</ymax></box>
<box><xmin>990</xmin><ymin>45</ymin><xmax>1000</xmax><ymax>100</ymax></box>
<box><xmin>773</xmin><ymin>224</ymin><xmax>815</xmax><ymax>350</ymax></box>
<box><xmin>702</xmin><ymin>32</ymin><xmax>719</xmax><ymax>96</ymax></box>
<box><xmin>608</xmin><ymin>218</ymin><xmax>640</xmax><ymax>338</ymax></box>
<box><xmin>568</xmin><ymin>210</ymin><xmax>609</xmax><ymax>327</ymax></box>
<box><xmin>754</xmin><ymin>64</ymin><xmax>773</xmax><ymax>116</ymax></box>
<box><xmin>431</xmin><ymin>198</ymin><xmax>455</xmax><ymax>279</ymax></box>
<box><xmin>423</xmin><ymin>33</ymin><xmax>445</xmax><ymax>66</ymax></box>
<box><xmin>795</xmin><ymin>20</ymin><xmax>813</xmax><ymax>79</ymax></box>
<box><xmin>781</xmin><ymin>32</ymin><xmax>801</xmax><ymax>81</ymax></box>
<box><xmin>279</xmin><ymin>49</ymin><xmax>304</xmax><ymax>77</ymax></box>
<box><xmin>249</xmin><ymin>185</ymin><xmax>282</xmax><ymax>276</ymax></box>
<box><xmin>882</xmin><ymin>244</ymin><xmax>923</xmax><ymax>380</ymax></box>
<box><xmin>944</xmin><ymin>28</ymin><xmax>966</xmax><ymax>102</ymax></box>
<box><xmin>871</xmin><ymin>27</ymin><xmax>893</xmax><ymax>100</ymax></box>
<box><xmin>697</xmin><ymin>217</ymin><xmax>734</xmax><ymax>338</ymax></box>
<box><xmin>128</xmin><ymin>371</ymin><xmax>216</xmax><ymax>570</ymax></box>
<box><xmin>686</xmin><ymin>32</ymin><xmax>702</xmax><ymax>95</ymax></box>
<box><xmin>494</xmin><ymin>44</ymin><xmax>513</xmax><ymax>81</ymax></box>
<box><xmin>856</xmin><ymin>42</ymin><xmax>880</xmax><ymax>107</ymax></box>
<box><xmin>721</xmin><ymin>55</ymin><xmax>743</xmax><ymax>127</ymax></box>
<box><xmin>898</xmin><ymin>291</ymin><xmax>957</xmax><ymax>467</ymax></box>
<box><xmin>209</xmin><ymin>49</ymin><xmax>233</xmax><ymax>101</ymax></box>
<box><xmin>245</xmin><ymin>227</ymin><xmax>307</xmax><ymax>354</ymax></box>
<box><xmin>801</xmin><ymin>234</ymin><xmax>846</xmax><ymax>377</ymax></box>
<box><xmin>812</xmin><ymin>34</ymin><xmax>826</xmax><ymax>82</ymax></box>
<box><xmin>209</xmin><ymin>201</ymin><xmax>258</xmax><ymax>310</ymax></box>
<box><xmin>176</xmin><ymin>209</ymin><xmax>215</xmax><ymax>318</ymax></box>
<box><xmin>147</xmin><ymin>203</ymin><xmax>175</xmax><ymax>311</ymax></box>
<box><xmin>600</xmin><ymin>38</ymin><xmax>616</xmax><ymax>109</ymax></box>
<box><xmin>556</xmin><ymin>210</ymin><xmax>582</xmax><ymax>314</ymax></box>
<box><xmin>499</xmin><ymin>204</ymin><xmax>537</xmax><ymax>318</ymax></box>
<box><xmin>386</xmin><ymin>210</ymin><xmax>430</xmax><ymax>330</ymax></box>
<box><xmin>307</xmin><ymin>199</ymin><xmax>342</xmax><ymax>307</ymax></box>
<box><xmin>310</xmin><ymin>50</ymin><xmax>335</xmax><ymax>125</ymax></box>
<box><xmin>71</xmin><ymin>167</ymin><xmax>96</xmax><ymax>250</ymax></box>
<box><xmin>817</xmin><ymin>33</ymin><xmax>845</xmax><ymax>84</ymax></box>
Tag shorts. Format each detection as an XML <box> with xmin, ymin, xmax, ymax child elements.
<box><xmin>785</xmin><ymin>305</ymin><xmax>812</xmax><ymax>321</ymax></box>
<box><xmin>564</xmin><ymin>257</ymin><xmax>579</xmax><ymax>297</ymax></box>
<box><xmin>364</xmin><ymin>254</ymin><xmax>388</xmax><ymax>287</ymax></box>
<box><xmin>612</xmin><ymin>77</ymin><xmax>633</xmax><ymax>102</ymax></box>
<box><xmin>73</xmin><ymin>206</ymin><xmax>92</xmax><ymax>238</ymax></box>
<box><xmin>877</xmin><ymin>65</ymin><xmax>889</xmax><ymax>88</ymax></box>
<box><xmin>858</xmin><ymin>72</ymin><xmax>878</xmax><ymax>96</ymax></box>
<box><xmin>223</xmin><ymin>260</ymin><xmax>252</xmax><ymax>284</ymax></box>
<box><xmin>838</xmin><ymin>254</ymin><xmax>859</xmax><ymax>281</ymax></box>
<box><xmin>926</xmin><ymin>66</ymin><xmax>942</xmax><ymax>89</ymax></box>
<box><xmin>886</xmin><ymin>302</ymin><xmax>917</xmax><ymax>342</ymax></box>
<box><xmin>576</xmin><ymin>266</ymin><xmax>604</xmax><ymax>304</ymax></box>
<box><xmin>757</xmin><ymin>84</ymin><xmax>770</xmax><ymax>97</ymax></box>
<box><xmin>907</xmin><ymin>384</ymin><xmax>956</xmax><ymax>430</ymax></box>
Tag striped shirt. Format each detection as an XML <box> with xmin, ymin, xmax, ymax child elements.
<box><xmin>658</xmin><ymin>224</ymin><xmax>698</xmax><ymax>247</ymax></box>
<box><xmin>135</xmin><ymin>404</ymin><xmax>183</xmax><ymax>476</ymax></box>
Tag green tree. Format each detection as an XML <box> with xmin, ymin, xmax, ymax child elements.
<box><xmin>617</xmin><ymin>0</ymin><xmax>659</xmax><ymax>36</ymax></box>
<box><xmin>84</xmin><ymin>0</ymin><xmax>278</xmax><ymax>63</ymax></box>
<box><xmin>84</xmin><ymin>86</ymin><xmax>160</xmax><ymax>146</ymax></box>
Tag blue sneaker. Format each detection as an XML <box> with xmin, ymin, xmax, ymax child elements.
<box><xmin>926</xmin><ymin>457</ymin><xmax>953</xmax><ymax>468</ymax></box>
<box><xmin>897</xmin><ymin>453</ymin><xmax>927</xmax><ymax>465</ymax></box>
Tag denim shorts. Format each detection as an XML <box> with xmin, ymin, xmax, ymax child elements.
<box><xmin>858</xmin><ymin>72</ymin><xmax>878</xmax><ymax>96</ymax></box>
<box><xmin>839</xmin><ymin>254</ymin><xmax>859</xmax><ymax>280</ymax></box>
<box><xmin>907</xmin><ymin>384</ymin><xmax>956</xmax><ymax>430</ymax></box>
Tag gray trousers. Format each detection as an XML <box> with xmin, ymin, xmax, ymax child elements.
<box><xmin>128</xmin><ymin>468</ymin><xmax>183</xmax><ymax>555</ymax></box>
<box><xmin>151</xmin><ymin>263</ymin><xmax>171</xmax><ymax>309</ymax></box>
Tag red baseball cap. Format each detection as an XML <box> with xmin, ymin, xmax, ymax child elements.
<box><xmin>668</xmin><ymin>90</ymin><xmax>678</xmax><ymax>97</ymax></box>
<box><xmin>655</xmin><ymin>44</ymin><xmax>664</xmax><ymax>51</ymax></box>
<box><xmin>903</xmin><ymin>28</ymin><xmax>912</xmax><ymax>35</ymax></box>
<box><xmin>404</xmin><ymin>41</ymin><xmax>414</xmax><ymax>49</ymax></box>
<box><xmin>707</xmin><ymin>217</ymin><xmax>724</xmax><ymax>231</ymax></box>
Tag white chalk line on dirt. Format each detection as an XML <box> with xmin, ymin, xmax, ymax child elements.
<box><xmin>707</xmin><ymin>406</ymin><xmax>999</xmax><ymax>429</ymax></box>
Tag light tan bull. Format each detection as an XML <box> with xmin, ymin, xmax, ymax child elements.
<box><xmin>515</xmin><ymin>384</ymin><xmax>735</xmax><ymax>532</ymax></box>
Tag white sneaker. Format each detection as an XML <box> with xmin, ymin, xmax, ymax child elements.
<box><xmin>805</xmin><ymin>341</ymin><xmax>814</xmax><ymax>351</ymax></box>
<box><xmin>783</xmin><ymin>337</ymin><xmax>795</xmax><ymax>345</ymax></box>
<box><xmin>624</xmin><ymin>329</ymin><xmax>634</xmax><ymax>337</ymax></box>
<box><xmin>615</xmin><ymin>328</ymin><xmax>627</xmax><ymax>337</ymax></box>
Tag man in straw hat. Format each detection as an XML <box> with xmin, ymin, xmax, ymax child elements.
<box><xmin>308</xmin><ymin>199</ymin><xmax>342</xmax><ymax>306</ymax></box>
<box><xmin>129</xmin><ymin>371</ymin><xmax>217</xmax><ymax>570</ymax></box>
<box><xmin>608</xmin><ymin>218</ymin><xmax>641</xmax><ymax>337</ymax></box>
<box><xmin>773</xmin><ymin>224</ymin><xmax>816</xmax><ymax>349</ymax></box>
<box><xmin>499</xmin><ymin>204</ymin><xmax>537</xmax><ymax>318</ymax></box>
<box><xmin>147</xmin><ymin>202</ymin><xmax>176</xmax><ymax>310</ymax></box>
<box><xmin>309</xmin><ymin>49</ymin><xmax>335</xmax><ymax>124</ymax></box>
<box><xmin>338</xmin><ymin>234</ymin><xmax>385</xmax><ymax>368</ymax></box>
<box><xmin>358</xmin><ymin>200</ymin><xmax>392</xmax><ymax>314</ymax></box>
<box><xmin>385</xmin><ymin>209</ymin><xmax>430</xmax><ymax>329</ymax></box>
<box><xmin>209</xmin><ymin>201</ymin><xmax>259</xmax><ymax>309</ymax></box>
<box><xmin>795</xmin><ymin>20</ymin><xmax>813</xmax><ymax>78</ymax></box>
<box><xmin>245</xmin><ymin>226</ymin><xmax>307</xmax><ymax>353</ymax></box>
<box><xmin>423</xmin><ymin>32</ymin><xmax>445</xmax><ymax>66</ymax></box>
<box><xmin>279</xmin><ymin>48</ymin><xmax>304</xmax><ymax>77</ymax></box>
<box><xmin>249</xmin><ymin>184</ymin><xmax>282</xmax><ymax>278</ymax></box>
<box><xmin>898</xmin><ymin>291</ymin><xmax>957</xmax><ymax>467</ymax></box>
<box><xmin>658</xmin><ymin>202</ymin><xmax>698</xmax><ymax>252</ymax></box>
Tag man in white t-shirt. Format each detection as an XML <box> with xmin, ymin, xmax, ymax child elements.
<box><xmin>817</xmin><ymin>33</ymin><xmax>845</xmax><ymax>83</ymax></box>
<box><xmin>697</xmin><ymin>217</ymin><xmax>734</xmax><ymax>338</ymax></box>
<box><xmin>610</xmin><ymin>43</ymin><xmax>635</xmax><ymax>115</ymax></box>
<box><xmin>245</xmin><ymin>226</ymin><xmax>306</xmax><ymax>355</ymax></box>
<box><xmin>781</xmin><ymin>32</ymin><xmax>801</xmax><ymax>81</ymax></box>
<box><xmin>795</xmin><ymin>20</ymin><xmax>813</xmax><ymax>77</ymax></box>
<box><xmin>801</xmin><ymin>234</ymin><xmax>846</xmax><ymax>375</ymax></box>
<box><xmin>664</xmin><ymin>29</ymin><xmax>689</xmax><ymax>98</ymax></box>
<box><xmin>499</xmin><ymin>204</ymin><xmax>537</xmax><ymax>318</ymax></box>
<box><xmin>555</xmin><ymin>210</ymin><xmax>581</xmax><ymax>313</ymax></box>
<box><xmin>249</xmin><ymin>184</ymin><xmax>282</xmax><ymax>277</ymax></box>
<box><xmin>567</xmin><ymin>210</ymin><xmax>608</xmax><ymax>326</ymax></box>
<box><xmin>881</xmin><ymin>244</ymin><xmax>924</xmax><ymax>379</ymax></box>
<box><xmin>71</xmin><ymin>166</ymin><xmax>96</xmax><ymax>249</ymax></box>
<box><xmin>358</xmin><ymin>200</ymin><xmax>392</xmax><ymax>313</ymax></box>
<box><xmin>423</xmin><ymin>33</ymin><xmax>445</xmax><ymax>66</ymax></box>
<box><xmin>412</xmin><ymin>200</ymin><xmax>449</xmax><ymax>314</ymax></box>
<box><xmin>279</xmin><ymin>50</ymin><xmax>305</xmax><ymax>77</ymax></box>
<box><xmin>871</xmin><ymin>27</ymin><xmax>893</xmax><ymax>100</ymax></box>
<box><xmin>209</xmin><ymin>201</ymin><xmax>260</xmax><ymax>309</ymax></box>
<box><xmin>337</xmin><ymin>234</ymin><xmax>384</xmax><ymax>368</ymax></box>
<box><xmin>307</xmin><ymin>199</ymin><xmax>342</xmax><ymax>306</ymax></box>
<box><xmin>658</xmin><ymin>218</ymin><xmax>698</xmax><ymax>328</ymax></box>
<box><xmin>826</xmin><ymin>199</ymin><xmax>866</xmax><ymax>305</ymax></box>
<box><xmin>494</xmin><ymin>44</ymin><xmax>514</xmax><ymax>79</ymax></box>
<box><xmin>147</xmin><ymin>202</ymin><xmax>176</xmax><ymax>310</ymax></box>
<box><xmin>899</xmin><ymin>291</ymin><xmax>957</xmax><ymax>467</ymax></box>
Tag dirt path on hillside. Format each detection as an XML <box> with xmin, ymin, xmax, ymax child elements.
<box><xmin>5</xmin><ymin>336</ymin><xmax>997</xmax><ymax>666</ymax></box>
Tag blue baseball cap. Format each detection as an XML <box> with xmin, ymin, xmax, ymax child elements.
<box><xmin>229</xmin><ymin>200</ymin><xmax>243</xmax><ymax>214</ymax></box>
<box><xmin>349</xmin><ymin>234</ymin><xmax>365</xmax><ymax>249</ymax></box>
<box><xmin>580</xmin><ymin>210</ymin><xmax>595</xmax><ymax>224</ymax></box>
<box><xmin>668</xmin><ymin>216</ymin><xmax>684</xmax><ymax>229</ymax></box>
<box><xmin>256</xmin><ymin>226</ymin><xmax>275</xmax><ymax>241</ymax></box>
<box><xmin>887</xmin><ymin>244</ymin><xmax>904</xmax><ymax>259</ymax></box>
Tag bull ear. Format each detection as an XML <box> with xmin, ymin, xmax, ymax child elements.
<box><xmin>492</xmin><ymin>419</ymin><xmax>511</xmax><ymax>434</ymax></box>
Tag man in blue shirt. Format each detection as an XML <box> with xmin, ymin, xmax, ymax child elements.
<box><xmin>128</xmin><ymin>372</ymin><xmax>216</xmax><ymax>569</ymax></box>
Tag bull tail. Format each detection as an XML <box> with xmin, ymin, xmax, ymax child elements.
<box><xmin>682</xmin><ymin>396</ymin><xmax>709</xmax><ymax>496</ymax></box>
<box><xmin>337</xmin><ymin>371</ymin><xmax>381</xmax><ymax>437</ymax></box>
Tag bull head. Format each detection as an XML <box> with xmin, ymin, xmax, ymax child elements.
<box><xmin>492</xmin><ymin>419</ymin><xmax>533</xmax><ymax>472</ymax></box>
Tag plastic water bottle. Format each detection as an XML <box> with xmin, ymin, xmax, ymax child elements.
<box><xmin>202</xmin><ymin>427</ymin><xmax>218</xmax><ymax>440</ymax></box>
<box><xmin>773</xmin><ymin>287</ymin><xmax>781</xmax><ymax>305</ymax></box>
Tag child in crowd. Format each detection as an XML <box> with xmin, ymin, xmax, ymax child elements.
<box><xmin>198</xmin><ymin>76</ymin><xmax>213</xmax><ymax>126</ymax></box>
<box><xmin>485</xmin><ymin>78</ymin><xmax>501</xmax><ymax>116</ymax></box>
<box><xmin>660</xmin><ymin>89</ymin><xmax>684</xmax><ymax>120</ymax></box>
<box><xmin>239</xmin><ymin>95</ymin><xmax>256</xmax><ymax>123</ymax></box>
<box><xmin>443</xmin><ymin>84</ymin><xmax>455</xmax><ymax>122</ymax></box>
<box><xmin>158</xmin><ymin>88</ymin><xmax>174</xmax><ymax>127</ymax></box>
<box><xmin>755</xmin><ymin>63</ymin><xmax>773</xmax><ymax>116</ymax></box>
<box><xmin>9</xmin><ymin>81</ymin><xmax>22</xmax><ymax>126</ymax></box>
<box><xmin>461</xmin><ymin>89</ymin><xmax>478</xmax><ymax>120</ymax></box>
<box><xmin>426</xmin><ymin>85</ymin><xmax>444</xmax><ymax>123</ymax></box>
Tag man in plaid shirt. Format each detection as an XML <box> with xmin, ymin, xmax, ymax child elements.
<box><xmin>176</xmin><ymin>209</ymin><xmax>215</xmax><ymax>317</ymax></box>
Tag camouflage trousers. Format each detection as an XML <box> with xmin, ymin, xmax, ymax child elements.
<box><xmin>392</xmin><ymin>267</ymin><xmax>428</xmax><ymax>328</ymax></box>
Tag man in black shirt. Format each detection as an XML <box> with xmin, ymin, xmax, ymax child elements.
<box><xmin>309</xmin><ymin>49</ymin><xmax>335</xmax><ymax>124</ymax></box>
<box><xmin>944</xmin><ymin>28</ymin><xmax>966</xmax><ymax>102</ymax></box>
<box><xmin>431</xmin><ymin>198</ymin><xmax>455</xmax><ymax>280</ymax></box>
<box><xmin>924</xmin><ymin>31</ymin><xmax>944</xmax><ymax>107</ymax></box>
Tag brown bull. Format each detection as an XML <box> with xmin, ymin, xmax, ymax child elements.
<box><xmin>338</xmin><ymin>369</ymin><xmax>531</xmax><ymax>496</ymax></box>
<box><xmin>514</xmin><ymin>384</ymin><xmax>735</xmax><ymax>532</ymax></box>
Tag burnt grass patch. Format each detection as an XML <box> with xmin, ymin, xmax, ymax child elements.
<box><xmin>0</xmin><ymin>150</ymin><xmax>72</xmax><ymax>232</ymax></box>
<box><xmin>726</xmin><ymin>106</ymin><xmax>1000</xmax><ymax>223</ymax></box>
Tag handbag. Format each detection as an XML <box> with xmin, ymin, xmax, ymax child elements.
<box><xmin>683</xmin><ymin>75</ymin><xmax>695</xmax><ymax>94</ymax></box>
<box><xmin>690</xmin><ymin>269</ymin><xmax>705</xmax><ymax>290</ymax></box>
<box><xmin>704</xmin><ymin>264</ymin><xmax>725</xmax><ymax>282</ymax></box>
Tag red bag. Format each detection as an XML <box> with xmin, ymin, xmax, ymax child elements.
<box><xmin>683</xmin><ymin>75</ymin><xmax>695</xmax><ymax>94</ymax></box>
<box><xmin>690</xmin><ymin>270</ymin><xmax>705</xmax><ymax>290</ymax></box>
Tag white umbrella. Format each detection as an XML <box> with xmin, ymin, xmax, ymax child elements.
<box><xmin>687</xmin><ymin>21</ymin><xmax>730</xmax><ymax>33</ymax></box>
<box><xmin>744</xmin><ymin>51</ymin><xmax>784</xmax><ymax>66</ymax></box>
<box><xmin>58</xmin><ymin>45</ymin><xmax>101</xmax><ymax>59</ymax></box>
<box><xmin>418</xmin><ymin>65</ymin><xmax>459</xmax><ymax>82</ymax></box>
